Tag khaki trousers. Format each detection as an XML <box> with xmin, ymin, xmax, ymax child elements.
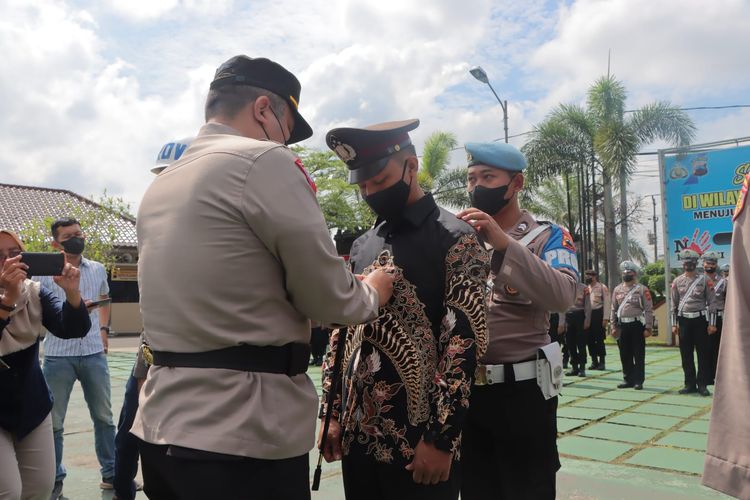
<box><xmin>0</xmin><ymin>414</ymin><xmax>55</xmax><ymax>500</ymax></box>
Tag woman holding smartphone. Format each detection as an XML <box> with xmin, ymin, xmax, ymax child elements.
<box><xmin>0</xmin><ymin>229</ymin><xmax>90</xmax><ymax>499</ymax></box>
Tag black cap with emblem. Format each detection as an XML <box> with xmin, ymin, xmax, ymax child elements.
<box><xmin>210</xmin><ymin>55</ymin><xmax>313</xmax><ymax>144</ymax></box>
<box><xmin>326</xmin><ymin>119</ymin><xmax>419</xmax><ymax>184</ymax></box>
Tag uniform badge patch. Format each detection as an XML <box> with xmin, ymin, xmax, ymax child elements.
<box><xmin>561</xmin><ymin>229</ymin><xmax>576</xmax><ymax>251</ymax></box>
<box><xmin>294</xmin><ymin>158</ymin><xmax>317</xmax><ymax>193</ymax></box>
<box><xmin>734</xmin><ymin>172</ymin><xmax>749</xmax><ymax>221</ymax></box>
<box><xmin>516</xmin><ymin>222</ymin><xmax>528</xmax><ymax>233</ymax></box>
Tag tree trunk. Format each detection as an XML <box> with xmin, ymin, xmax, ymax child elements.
<box><xmin>619</xmin><ymin>168</ymin><xmax>630</xmax><ymax>261</ymax></box>
<box><xmin>602</xmin><ymin>171</ymin><xmax>618</xmax><ymax>289</ymax></box>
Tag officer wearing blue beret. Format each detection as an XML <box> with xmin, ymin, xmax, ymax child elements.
<box><xmin>457</xmin><ymin>141</ymin><xmax>579</xmax><ymax>499</ymax></box>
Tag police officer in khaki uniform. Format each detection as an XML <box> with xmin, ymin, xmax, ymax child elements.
<box><xmin>703</xmin><ymin>171</ymin><xmax>750</xmax><ymax>498</ymax></box>
<box><xmin>585</xmin><ymin>269</ymin><xmax>609</xmax><ymax>370</ymax></box>
<box><xmin>457</xmin><ymin>142</ymin><xmax>578</xmax><ymax>500</ymax></box>
<box><xmin>702</xmin><ymin>251</ymin><xmax>725</xmax><ymax>385</ymax></box>
<box><xmin>562</xmin><ymin>282</ymin><xmax>591</xmax><ymax>377</ymax></box>
<box><xmin>131</xmin><ymin>55</ymin><xmax>395</xmax><ymax>500</ymax></box>
<box><xmin>671</xmin><ymin>248</ymin><xmax>715</xmax><ymax>396</ymax></box>
<box><xmin>611</xmin><ymin>261</ymin><xmax>653</xmax><ymax>390</ymax></box>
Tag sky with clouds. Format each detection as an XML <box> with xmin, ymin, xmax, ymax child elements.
<box><xmin>2</xmin><ymin>0</ymin><xmax>749</xmax><ymax>253</ymax></box>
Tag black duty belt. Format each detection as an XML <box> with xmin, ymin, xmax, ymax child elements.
<box><xmin>151</xmin><ymin>343</ymin><xmax>310</xmax><ymax>376</ymax></box>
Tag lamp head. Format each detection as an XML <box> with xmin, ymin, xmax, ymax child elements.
<box><xmin>469</xmin><ymin>66</ymin><xmax>489</xmax><ymax>84</ymax></box>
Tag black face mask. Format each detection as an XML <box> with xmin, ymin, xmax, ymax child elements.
<box><xmin>704</xmin><ymin>266</ymin><xmax>717</xmax><ymax>274</ymax></box>
<box><xmin>623</xmin><ymin>274</ymin><xmax>635</xmax><ymax>282</ymax></box>
<box><xmin>364</xmin><ymin>162</ymin><xmax>412</xmax><ymax>223</ymax></box>
<box><xmin>61</xmin><ymin>236</ymin><xmax>85</xmax><ymax>255</ymax></box>
<box><xmin>584</xmin><ymin>277</ymin><xmax>593</xmax><ymax>284</ymax></box>
<box><xmin>470</xmin><ymin>177</ymin><xmax>514</xmax><ymax>215</ymax></box>
<box><xmin>683</xmin><ymin>262</ymin><xmax>697</xmax><ymax>272</ymax></box>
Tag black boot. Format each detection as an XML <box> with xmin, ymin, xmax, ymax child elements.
<box><xmin>588</xmin><ymin>356</ymin><xmax>598</xmax><ymax>370</ymax></box>
<box><xmin>577</xmin><ymin>365</ymin><xmax>587</xmax><ymax>377</ymax></box>
<box><xmin>565</xmin><ymin>366</ymin><xmax>579</xmax><ymax>376</ymax></box>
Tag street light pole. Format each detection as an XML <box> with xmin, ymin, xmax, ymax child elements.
<box><xmin>651</xmin><ymin>195</ymin><xmax>659</xmax><ymax>262</ymax></box>
<box><xmin>469</xmin><ymin>66</ymin><xmax>508</xmax><ymax>143</ymax></box>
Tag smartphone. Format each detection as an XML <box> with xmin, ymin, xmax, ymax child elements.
<box><xmin>87</xmin><ymin>298</ymin><xmax>112</xmax><ymax>308</ymax></box>
<box><xmin>20</xmin><ymin>252</ymin><xmax>65</xmax><ymax>277</ymax></box>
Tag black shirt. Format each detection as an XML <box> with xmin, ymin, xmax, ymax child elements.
<box><xmin>321</xmin><ymin>193</ymin><xmax>489</xmax><ymax>466</ymax></box>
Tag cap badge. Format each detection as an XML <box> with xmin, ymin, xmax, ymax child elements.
<box><xmin>467</xmin><ymin>152</ymin><xmax>473</xmax><ymax>162</ymax></box>
<box><xmin>329</xmin><ymin>137</ymin><xmax>357</xmax><ymax>163</ymax></box>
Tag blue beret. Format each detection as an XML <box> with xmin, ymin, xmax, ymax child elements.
<box><xmin>465</xmin><ymin>142</ymin><xmax>527</xmax><ymax>172</ymax></box>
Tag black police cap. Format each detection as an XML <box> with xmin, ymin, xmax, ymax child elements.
<box><xmin>326</xmin><ymin>119</ymin><xmax>419</xmax><ymax>184</ymax></box>
<box><xmin>210</xmin><ymin>55</ymin><xmax>313</xmax><ymax>144</ymax></box>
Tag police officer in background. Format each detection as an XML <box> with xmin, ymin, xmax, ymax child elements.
<box><xmin>611</xmin><ymin>261</ymin><xmax>653</xmax><ymax>390</ymax></box>
<box><xmin>562</xmin><ymin>282</ymin><xmax>591</xmax><ymax>377</ymax></box>
<box><xmin>457</xmin><ymin>142</ymin><xmax>578</xmax><ymax>499</ymax></box>
<box><xmin>671</xmin><ymin>249</ymin><xmax>715</xmax><ymax>396</ymax></box>
<box><xmin>585</xmin><ymin>270</ymin><xmax>609</xmax><ymax>370</ymax></box>
<box><xmin>703</xmin><ymin>252</ymin><xmax>725</xmax><ymax>386</ymax></box>
<box><xmin>132</xmin><ymin>56</ymin><xmax>394</xmax><ymax>500</ymax></box>
<box><xmin>112</xmin><ymin>137</ymin><xmax>194</xmax><ymax>500</ymax></box>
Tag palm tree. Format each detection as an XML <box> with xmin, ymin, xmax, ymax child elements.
<box><xmin>418</xmin><ymin>131</ymin><xmax>470</xmax><ymax>208</ymax></box>
<box><xmin>523</xmin><ymin>75</ymin><xmax>695</xmax><ymax>287</ymax></box>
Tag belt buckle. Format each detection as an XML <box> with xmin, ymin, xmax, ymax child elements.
<box><xmin>475</xmin><ymin>365</ymin><xmax>488</xmax><ymax>386</ymax></box>
<box><xmin>141</xmin><ymin>344</ymin><xmax>154</xmax><ymax>366</ymax></box>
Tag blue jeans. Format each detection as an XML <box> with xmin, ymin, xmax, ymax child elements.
<box><xmin>43</xmin><ymin>352</ymin><xmax>116</xmax><ymax>482</ymax></box>
<box><xmin>114</xmin><ymin>369</ymin><xmax>141</xmax><ymax>499</ymax></box>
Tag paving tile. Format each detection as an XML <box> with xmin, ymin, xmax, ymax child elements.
<box><xmin>557</xmin><ymin>393</ymin><xmax>582</xmax><ymax>406</ymax></box>
<box><xmin>597</xmin><ymin>390</ymin><xmax>656</xmax><ymax>402</ymax></box>
<box><xmin>625</xmin><ymin>447</ymin><xmax>706</xmax><ymax>475</ymax></box>
<box><xmin>656</xmin><ymin>431</ymin><xmax>708</xmax><ymax>450</ymax></box>
<box><xmin>570</xmin><ymin>398</ymin><xmax>636</xmax><ymax>411</ymax></box>
<box><xmin>652</xmin><ymin>394</ymin><xmax>713</xmax><ymax>408</ymax></box>
<box><xmin>558</xmin><ymin>406</ymin><xmax>616</xmax><ymax>421</ymax></box>
<box><xmin>560</xmin><ymin>386</ymin><xmax>606</xmax><ymax>397</ymax></box>
<box><xmin>557</xmin><ymin>417</ymin><xmax>590</xmax><ymax>433</ymax></box>
<box><xmin>608</xmin><ymin>413</ymin><xmax>681</xmax><ymax>430</ymax></box>
<box><xmin>578</xmin><ymin>422</ymin><xmax>661</xmax><ymax>443</ymax></box>
<box><xmin>632</xmin><ymin>402</ymin><xmax>701</xmax><ymax>418</ymax></box>
<box><xmin>558</xmin><ymin>435</ymin><xmax>632</xmax><ymax>461</ymax></box>
<box><xmin>680</xmin><ymin>419</ymin><xmax>710</xmax><ymax>434</ymax></box>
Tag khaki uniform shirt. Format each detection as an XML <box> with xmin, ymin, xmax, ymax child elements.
<box><xmin>703</xmin><ymin>173</ymin><xmax>750</xmax><ymax>498</ymax></box>
<box><xmin>484</xmin><ymin>211</ymin><xmax>578</xmax><ymax>363</ymax></box>
<box><xmin>131</xmin><ymin>123</ymin><xmax>379</xmax><ymax>460</ymax></box>
<box><xmin>588</xmin><ymin>282</ymin><xmax>610</xmax><ymax>312</ymax></box>
<box><xmin>610</xmin><ymin>283</ymin><xmax>653</xmax><ymax>328</ymax></box>
<box><xmin>670</xmin><ymin>273</ymin><xmax>715</xmax><ymax>325</ymax></box>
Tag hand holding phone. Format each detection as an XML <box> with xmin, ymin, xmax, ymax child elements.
<box><xmin>86</xmin><ymin>298</ymin><xmax>112</xmax><ymax>310</ymax></box>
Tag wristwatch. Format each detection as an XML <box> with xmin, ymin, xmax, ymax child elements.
<box><xmin>100</xmin><ymin>326</ymin><xmax>110</xmax><ymax>333</ymax></box>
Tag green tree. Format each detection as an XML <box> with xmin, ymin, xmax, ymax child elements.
<box><xmin>640</xmin><ymin>260</ymin><xmax>680</xmax><ymax>303</ymax></box>
<box><xmin>418</xmin><ymin>131</ymin><xmax>469</xmax><ymax>209</ymax></box>
<box><xmin>292</xmin><ymin>146</ymin><xmax>375</xmax><ymax>233</ymax></box>
<box><xmin>19</xmin><ymin>192</ymin><xmax>134</xmax><ymax>271</ymax></box>
<box><xmin>523</xmin><ymin>75</ymin><xmax>695</xmax><ymax>287</ymax></box>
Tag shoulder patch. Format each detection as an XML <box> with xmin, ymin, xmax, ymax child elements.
<box><xmin>644</xmin><ymin>289</ymin><xmax>652</xmax><ymax>300</ymax></box>
<box><xmin>734</xmin><ymin>172</ymin><xmax>749</xmax><ymax>221</ymax></box>
<box><xmin>541</xmin><ymin>224</ymin><xmax>579</xmax><ymax>278</ymax></box>
<box><xmin>294</xmin><ymin>158</ymin><xmax>317</xmax><ymax>193</ymax></box>
<box><xmin>561</xmin><ymin>229</ymin><xmax>576</xmax><ymax>252</ymax></box>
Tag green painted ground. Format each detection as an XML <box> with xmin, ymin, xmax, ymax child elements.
<box><xmin>54</xmin><ymin>345</ymin><xmax>729</xmax><ymax>499</ymax></box>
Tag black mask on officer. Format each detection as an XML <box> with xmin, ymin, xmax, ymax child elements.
<box><xmin>470</xmin><ymin>175</ymin><xmax>516</xmax><ymax>216</ymax></box>
<box><xmin>683</xmin><ymin>261</ymin><xmax>697</xmax><ymax>272</ymax></box>
<box><xmin>364</xmin><ymin>161</ymin><xmax>412</xmax><ymax>223</ymax></box>
<box><xmin>703</xmin><ymin>265</ymin><xmax>717</xmax><ymax>274</ymax></box>
<box><xmin>584</xmin><ymin>277</ymin><xmax>593</xmax><ymax>284</ymax></box>
<box><xmin>622</xmin><ymin>273</ymin><xmax>635</xmax><ymax>282</ymax></box>
<box><xmin>61</xmin><ymin>236</ymin><xmax>85</xmax><ymax>255</ymax></box>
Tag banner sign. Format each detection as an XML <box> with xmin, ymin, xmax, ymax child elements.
<box><xmin>663</xmin><ymin>144</ymin><xmax>750</xmax><ymax>268</ymax></box>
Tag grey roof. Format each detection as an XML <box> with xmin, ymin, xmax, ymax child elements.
<box><xmin>0</xmin><ymin>183</ymin><xmax>137</xmax><ymax>248</ymax></box>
